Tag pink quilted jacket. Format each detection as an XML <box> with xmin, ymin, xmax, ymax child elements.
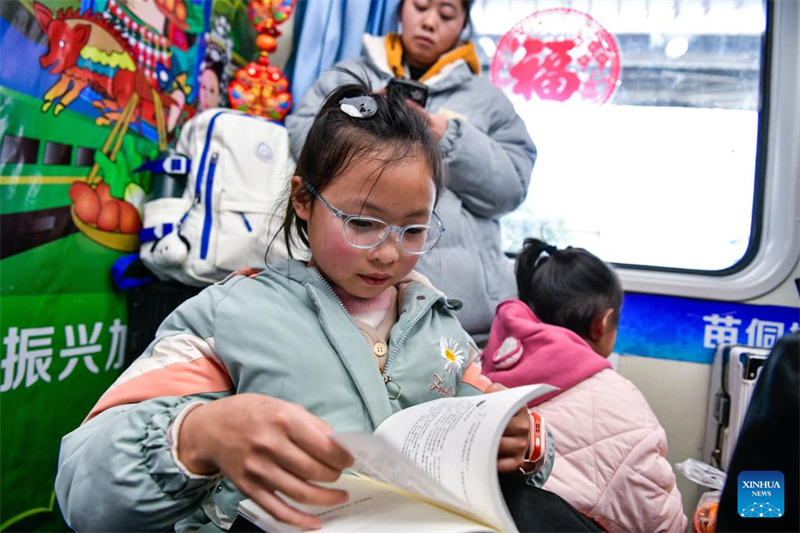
<box><xmin>482</xmin><ymin>300</ymin><xmax>687</xmax><ymax>533</ymax></box>
<box><xmin>535</xmin><ymin>369</ymin><xmax>687</xmax><ymax>533</ymax></box>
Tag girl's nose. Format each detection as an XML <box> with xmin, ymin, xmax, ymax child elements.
<box><xmin>369</xmin><ymin>233</ymin><xmax>401</xmax><ymax>264</ymax></box>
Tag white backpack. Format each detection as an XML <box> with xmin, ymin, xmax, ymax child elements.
<box><xmin>139</xmin><ymin>109</ymin><xmax>293</xmax><ymax>286</ymax></box>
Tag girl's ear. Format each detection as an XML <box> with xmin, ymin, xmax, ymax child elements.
<box><xmin>589</xmin><ymin>308</ymin><xmax>615</xmax><ymax>341</ymax></box>
<box><xmin>291</xmin><ymin>176</ymin><xmax>311</xmax><ymax>222</ymax></box>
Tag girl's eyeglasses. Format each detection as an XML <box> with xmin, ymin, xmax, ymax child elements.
<box><xmin>304</xmin><ymin>181</ymin><xmax>445</xmax><ymax>255</ymax></box>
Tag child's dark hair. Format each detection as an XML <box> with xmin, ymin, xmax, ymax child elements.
<box><xmin>280</xmin><ymin>76</ymin><xmax>445</xmax><ymax>257</ymax></box>
<box><xmin>516</xmin><ymin>238</ymin><xmax>623</xmax><ymax>339</ymax></box>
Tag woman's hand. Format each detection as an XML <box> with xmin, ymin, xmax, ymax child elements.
<box><xmin>486</xmin><ymin>383</ymin><xmax>530</xmax><ymax>473</ymax></box>
<box><xmin>178</xmin><ymin>394</ymin><xmax>354</xmax><ymax>530</ymax></box>
<box><xmin>405</xmin><ymin>100</ymin><xmax>448</xmax><ymax>141</ymax></box>
<box><xmin>379</xmin><ymin>86</ymin><xmax>447</xmax><ymax>140</ymax></box>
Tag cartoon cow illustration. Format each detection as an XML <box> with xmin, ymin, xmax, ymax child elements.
<box><xmin>34</xmin><ymin>2</ymin><xmax>180</xmax><ymax>131</ymax></box>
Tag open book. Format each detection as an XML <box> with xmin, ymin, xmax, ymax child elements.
<box><xmin>238</xmin><ymin>384</ymin><xmax>554</xmax><ymax>532</ymax></box>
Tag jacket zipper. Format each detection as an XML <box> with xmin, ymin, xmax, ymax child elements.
<box><xmin>311</xmin><ymin>270</ymin><xmax>440</xmax><ymax>400</ymax></box>
<box><xmin>383</xmin><ymin>297</ymin><xmax>438</xmax><ymax>377</ymax></box>
<box><xmin>311</xmin><ymin>270</ymin><xmax>372</xmax><ymax>349</ymax></box>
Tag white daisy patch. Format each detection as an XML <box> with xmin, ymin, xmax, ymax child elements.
<box><xmin>439</xmin><ymin>336</ymin><xmax>464</xmax><ymax>376</ymax></box>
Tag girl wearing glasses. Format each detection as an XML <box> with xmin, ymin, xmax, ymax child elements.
<box><xmin>56</xmin><ymin>85</ymin><xmax>598</xmax><ymax>532</ymax></box>
<box><xmin>286</xmin><ymin>0</ymin><xmax>536</xmax><ymax>339</ymax></box>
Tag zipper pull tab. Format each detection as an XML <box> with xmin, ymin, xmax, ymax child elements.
<box><xmin>383</xmin><ymin>375</ymin><xmax>402</xmax><ymax>400</ymax></box>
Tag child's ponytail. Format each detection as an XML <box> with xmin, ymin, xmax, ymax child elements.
<box><xmin>515</xmin><ymin>238</ymin><xmax>623</xmax><ymax>339</ymax></box>
<box><xmin>515</xmin><ymin>238</ymin><xmax>556</xmax><ymax>285</ymax></box>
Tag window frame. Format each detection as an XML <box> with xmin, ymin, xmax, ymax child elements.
<box><xmin>613</xmin><ymin>0</ymin><xmax>800</xmax><ymax>301</ymax></box>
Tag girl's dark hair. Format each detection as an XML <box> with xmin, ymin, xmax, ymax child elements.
<box><xmin>397</xmin><ymin>0</ymin><xmax>474</xmax><ymax>40</ymax></box>
<box><xmin>516</xmin><ymin>238</ymin><xmax>623</xmax><ymax>339</ymax></box>
<box><xmin>280</xmin><ymin>75</ymin><xmax>445</xmax><ymax>257</ymax></box>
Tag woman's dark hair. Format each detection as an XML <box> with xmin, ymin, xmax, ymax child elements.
<box><xmin>397</xmin><ymin>0</ymin><xmax>474</xmax><ymax>40</ymax></box>
<box><xmin>279</xmin><ymin>75</ymin><xmax>445</xmax><ymax>257</ymax></box>
<box><xmin>515</xmin><ymin>238</ymin><xmax>623</xmax><ymax>339</ymax></box>
<box><xmin>201</xmin><ymin>43</ymin><xmax>227</xmax><ymax>79</ymax></box>
<box><xmin>200</xmin><ymin>43</ymin><xmax>229</xmax><ymax>96</ymax></box>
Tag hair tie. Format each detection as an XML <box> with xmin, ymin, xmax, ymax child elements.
<box><xmin>533</xmin><ymin>244</ymin><xmax>558</xmax><ymax>268</ymax></box>
<box><xmin>340</xmin><ymin>95</ymin><xmax>377</xmax><ymax>118</ymax></box>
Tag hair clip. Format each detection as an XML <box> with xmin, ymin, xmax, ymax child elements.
<box><xmin>340</xmin><ymin>95</ymin><xmax>377</xmax><ymax>118</ymax></box>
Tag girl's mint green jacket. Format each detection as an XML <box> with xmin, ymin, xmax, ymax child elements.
<box><xmin>56</xmin><ymin>260</ymin><xmax>490</xmax><ymax>531</ymax></box>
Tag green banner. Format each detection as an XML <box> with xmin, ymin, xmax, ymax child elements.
<box><xmin>0</xmin><ymin>0</ymin><xmax>255</xmax><ymax>529</ymax></box>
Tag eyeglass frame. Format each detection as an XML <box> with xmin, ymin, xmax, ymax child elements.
<box><xmin>302</xmin><ymin>181</ymin><xmax>445</xmax><ymax>255</ymax></box>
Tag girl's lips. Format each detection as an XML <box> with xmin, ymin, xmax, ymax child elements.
<box><xmin>359</xmin><ymin>274</ymin><xmax>390</xmax><ymax>286</ymax></box>
<box><xmin>413</xmin><ymin>36</ymin><xmax>435</xmax><ymax>47</ymax></box>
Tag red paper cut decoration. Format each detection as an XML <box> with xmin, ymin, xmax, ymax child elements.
<box><xmin>491</xmin><ymin>8</ymin><xmax>620</xmax><ymax>105</ymax></box>
<box><xmin>228</xmin><ymin>0</ymin><xmax>295</xmax><ymax>122</ymax></box>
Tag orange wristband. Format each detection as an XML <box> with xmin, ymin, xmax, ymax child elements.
<box><xmin>525</xmin><ymin>411</ymin><xmax>545</xmax><ymax>464</ymax></box>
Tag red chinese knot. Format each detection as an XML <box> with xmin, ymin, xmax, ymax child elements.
<box><xmin>228</xmin><ymin>54</ymin><xmax>292</xmax><ymax>122</ymax></box>
<box><xmin>229</xmin><ymin>0</ymin><xmax>296</xmax><ymax>122</ymax></box>
<box><xmin>490</xmin><ymin>8</ymin><xmax>620</xmax><ymax>105</ymax></box>
<box><xmin>247</xmin><ymin>0</ymin><xmax>295</xmax><ymax>36</ymax></box>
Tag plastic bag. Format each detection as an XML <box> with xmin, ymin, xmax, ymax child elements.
<box><xmin>676</xmin><ymin>459</ymin><xmax>726</xmax><ymax>533</ymax></box>
<box><xmin>676</xmin><ymin>458</ymin><xmax>726</xmax><ymax>489</ymax></box>
<box><xmin>692</xmin><ymin>490</ymin><xmax>721</xmax><ymax>533</ymax></box>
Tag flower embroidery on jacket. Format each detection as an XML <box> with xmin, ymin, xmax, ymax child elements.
<box><xmin>439</xmin><ymin>336</ymin><xmax>464</xmax><ymax>377</ymax></box>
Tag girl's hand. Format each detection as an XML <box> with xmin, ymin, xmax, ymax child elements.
<box><xmin>486</xmin><ymin>383</ymin><xmax>530</xmax><ymax>473</ymax></box>
<box><xmin>178</xmin><ymin>394</ymin><xmax>354</xmax><ymax>530</ymax></box>
<box><xmin>405</xmin><ymin>100</ymin><xmax>448</xmax><ymax>141</ymax></box>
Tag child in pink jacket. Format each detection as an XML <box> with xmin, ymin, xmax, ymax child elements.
<box><xmin>482</xmin><ymin>238</ymin><xmax>687</xmax><ymax>533</ymax></box>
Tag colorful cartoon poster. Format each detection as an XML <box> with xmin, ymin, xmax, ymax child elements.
<box><xmin>0</xmin><ymin>0</ymin><xmax>252</xmax><ymax>529</ymax></box>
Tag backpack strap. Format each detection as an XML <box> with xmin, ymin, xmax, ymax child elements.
<box><xmin>139</xmin><ymin>201</ymin><xmax>196</xmax><ymax>244</ymax></box>
<box><xmin>111</xmin><ymin>253</ymin><xmax>154</xmax><ymax>290</ymax></box>
<box><xmin>139</xmin><ymin>223</ymin><xmax>177</xmax><ymax>244</ymax></box>
<box><xmin>133</xmin><ymin>154</ymin><xmax>192</xmax><ymax>175</ymax></box>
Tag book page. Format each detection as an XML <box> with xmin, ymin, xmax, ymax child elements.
<box><xmin>334</xmin><ymin>384</ymin><xmax>554</xmax><ymax>532</ymax></box>
<box><xmin>329</xmin><ymin>435</ymin><xmax>492</xmax><ymax>528</ymax></box>
<box><xmin>238</xmin><ymin>474</ymin><xmax>498</xmax><ymax>532</ymax></box>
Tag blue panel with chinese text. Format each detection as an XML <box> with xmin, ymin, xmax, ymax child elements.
<box><xmin>615</xmin><ymin>293</ymin><xmax>799</xmax><ymax>364</ymax></box>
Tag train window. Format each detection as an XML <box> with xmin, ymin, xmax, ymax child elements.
<box><xmin>472</xmin><ymin>0</ymin><xmax>767</xmax><ymax>273</ymax></box>
<box><xmin>0</xmin><ymin>134</ymin><xmax>39</xmax><ymax>165</ymax></box>
<box><xmin>74</xmin><ymin>146</ymin><xmax>96</xmax><ymax>167</ymax></box>
<box><xmin>43</xmin><ymin>140</ymin><xmax>73</xmax><ymax>166</ymax></box>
